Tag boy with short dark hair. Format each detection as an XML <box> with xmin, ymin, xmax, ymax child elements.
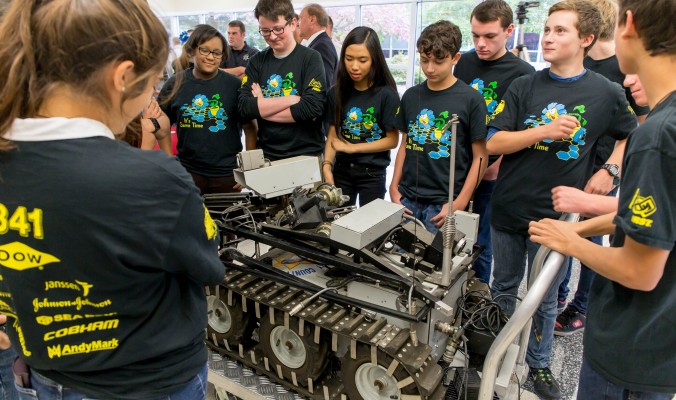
<box><xmin>454</xmin><ymin>0</ymin><xmax>535</xmax><ymax>284</ymax></box>
<box><xmin>487</xmin><ymin>1</ymin><xmax>637</xmax><ymax>398</ymax></box>
<box><xmin>530</xmin><ymin>0</ymin><xmax>676</xmax><ymax>398</ymax></box>
<box><xmin>390</xmin><ymin>20</ymin><xmax>487</xmax><ymax>233</ymax></box>
<box><xmin>238</xmin><ymin>0</ymin><xmax>326</xmax><ymax>161</ymax></box>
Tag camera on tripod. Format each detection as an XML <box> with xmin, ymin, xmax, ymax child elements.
<box><xmin>516</xmin><ymin>1</ymin><xmax>540</xmax><ymax>22</ymax></box>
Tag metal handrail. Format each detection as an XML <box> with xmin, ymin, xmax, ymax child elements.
<box><xmin>478</xmin><ymin>213</ymin><xmax>579</xmax><ymax>400</ymax></box>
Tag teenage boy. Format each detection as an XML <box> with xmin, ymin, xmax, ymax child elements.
<box><xmin>454</xmin><ymin>0</ymin><xmax>535</xmax><ymax>284</ymax></box>
<box><xmin>530</xmin><ymin>0</ymin><xmax>675</xmax><ymax>397</ymax></box>
<box><xmin>238</xmin><ymin>0</ymin><xmax>326</xmax><ymax>161</ymax></box>
<box><xmin>390</xmin><ymin>20</ymin><xmax>487</xmax><ymax>234</ymax></box>
<box><xmin>221</xmin><ymin>20</ymin><xmax>259</xmax><ymax>79</ymax></box>
<box><xmin>554</xmin><ymin>0</ymin><xmax>650</xmax><ymax>336</ymax></box>
<box><xmin>487</xmin><ymin>1</ymin><xmax>637</xmax><ymax>398</ymax></box>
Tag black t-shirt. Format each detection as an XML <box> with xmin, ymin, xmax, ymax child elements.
<box><xmin>326</xmin><ymin>85</ymin><xmax>400</xmax><ymax>168</ymax></box>
<box><xmin>455</xmin><ymin>50</ymin><xmax>535</xmax><ymax>120</ymax></box>
<box><xmin>584</xmin><ymin>55</ymin><xmax>648</xmax><ymax>170</ymax></box>
<box><xmin>238</xmin><ymin>45</ymin><xmax>326</xmax><ymax>160</ymax></box>
<box><xmin>160</xmin><ymin>69</ymin><xmax>244</xmax><ymax>177</ymax></box>
<box><xmin>489</xmin><ymin>69</ymin><xmax>636</xmax><ymax>233</ymax></box>
<box><xmin>395</xmin><ymin>80</ymin><xmax>487</xmax><ymax>204</ymax></box>
<box><xmin>455</xmin><ymin>50</ymin><xmax>535</xmax><ymax>167</ymax></box>
<box><xmin>585</xmin><ymin>92</ymin><xmax>676</xmax><ymax>393</ymax></box>
<box><xmin>221</xmin><ymin>42</ymin><xmax>259</xmax><ymax>69</ymax></box>
<box><xmin>0</xmin><ymin>118</ymin><xmax>224</xmax><ymax>399</ymax></box>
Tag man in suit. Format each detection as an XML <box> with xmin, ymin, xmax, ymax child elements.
<box><xmin>299</xmin><ymin>3</ymin><xmax>338</xmax><ymax>88</ymax></box>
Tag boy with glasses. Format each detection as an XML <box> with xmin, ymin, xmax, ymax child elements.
<box><xmin>238</xmin><ymin>0</ymin><xmax>326</xmax><ymax>161</ymax></box>
<box><xmin>487</xmin><ymin>1</ymin><xmax>636</xmax><ymax>398</ymax></box>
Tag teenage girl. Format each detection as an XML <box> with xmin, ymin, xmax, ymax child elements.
<box><xmin>322</xmin><ymin>26</ymin><xmax>400</xmax><ymax>207</ymax></box>
<box><xmin>0</xmin><ymin>1</ymin><xmax>223</xmax><ymax>399</ymax></box>
<box><xmin>160</xmin><ymin>24</ymin><xmax>256</xmax><ymax>195</ymax></box>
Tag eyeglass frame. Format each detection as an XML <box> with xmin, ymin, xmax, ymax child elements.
<box><xmin>197</xmin><ymin>47</ymin><xmax>224</xmax><ymax>59</ymax></box>
<box><xmin>258</xmin><ymin>19</ymin><xmax>292</xmax><ymax>38</ymax></box>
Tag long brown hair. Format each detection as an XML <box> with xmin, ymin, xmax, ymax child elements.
<box><xmin>0</xmin><ymin>0</ymin><xmax>169</xmax><ymax>151</ymax></box>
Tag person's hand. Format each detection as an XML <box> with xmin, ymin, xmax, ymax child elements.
<box><xmin>430</xmin><ymin>203</ymin><xmax>450</xmax><ymax>228</ymax></box>
<box><xmin>544</xmin><ymin>115</ymin><xmax>580</xmax><ymax>141</ymax></box>
<box><xmin>0</xmin><ymin>314</ymin><xmax>10</xmax><ymax>350</ymax></box>
<box><xmin>389</xmin><ymin>186</ymin><xmax>412</xmax><ymax>215</ymax></box>
<box><xmin>552</xmin><ymin>186</ymin><xmax>593</xmax><ymax>214</ymax></box>
<box><xmin>529</xmin><ymin>218</ymin><xmax>580</xmax><ymax>255</ymax></box>
<box><xmin>233</xmin><ymin>183</ymin><xmax>243</xmax><ymax>191</ymax></box>
<box><xmin>330</xmin><ymin>138</ymin><xmax>353</xmax><ymax>154</ymax></box>
<box><xmin>584</xmin><ymin>169</ymin><xmax>614</xmax><ymax>195</ymax></box>
<box><xmin>251</xmin><ymin>83</ymin><xmax>263</xmax><ymax>98</ymax></box>
<box><xmin>142</xmin><ymin>98</ymin><xmax>162</xmax><ymax>119</ymax></box>
<box><xmin>322</xmin><ymin>165</ymin><xmax>334</xmax><ymax>185</ymax></box>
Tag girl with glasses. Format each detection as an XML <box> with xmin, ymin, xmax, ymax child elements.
<box><xmin>159</xmin><ymin>24</ymin><xmax>257</xmax><ymax>195</ymax></box>
<box><xmin>322</xmin><ymin>26</ymin><xmax>400</xmax><ymax>207</ymax></box>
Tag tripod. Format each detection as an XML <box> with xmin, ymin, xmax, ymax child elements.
<box><xmin>515</xmin><ymin>1</ymin><xmax>540</xmax><ymax>63</ymax></box>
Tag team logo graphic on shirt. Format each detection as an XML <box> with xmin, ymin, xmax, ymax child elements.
<box><xmin>264</xmin><ymin>73</ymin><xmax>298</xmax><ymax>97</ymax></box>
<box><xmin>180</xmin><ymin>94</ymin><xmax>228</xmax><ymax>132</ymax></box>
<box><xmin>309</xmin><ymin>78</ymin><xmax>322</xmax><ymax>93</ymax></box>
<box><xmin>470</xmin><ymin>78</ymin><xmax>500</xmax><ymax>122</ymax></box>
<box><xmin>524</xmin><ymin>102</ymin><xmax>588</xmax><ymax>161</ymax></box>
<box><xmin>204</xmin><ymin>206</ymin><xmax>218</xmax><ymax>241</ymax></box>
<box><xmin>629</xmin><ymin>188</ymin><xmax>656</xmax><ymax>227</ymax></box>
<box><xmin>407</xmin><ymin>109</ymin><xmax>452</xmax><ymax>159</ymax></box>
<box><xmin>0</xmin><ymin>242</ymin><xmax>60</xmax><ymax>271</ymax></box>
<box><xmin>342</xmin><ymin>106</ymin><xmax>383</xmax><ymax>142</ymax></box>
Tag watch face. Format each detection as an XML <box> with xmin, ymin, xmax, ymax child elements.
<box><xmin>604</xmin><ymin>164</ymin><xmax>619</xmax><ymax>176</ymax></box>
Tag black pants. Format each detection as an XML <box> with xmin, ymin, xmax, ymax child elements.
<box><xmin>333</xmin><ymin>161</ymin><xmax>386</xmax><ymax>207</ymax></box>
<box><xmin>189</xmin><ymin>173</ymin><xmax>240</xmax><ymax>196</ymax></box>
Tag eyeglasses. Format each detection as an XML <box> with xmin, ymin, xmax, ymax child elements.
<box><xmin>259</xmin><ymin>19</ymin><xmax>291</xmax><ymax>38</ymax></box>
<box><xmin>198</xmin><ymin>47</ymin><xmax>224</xmax><ymax>59</ymax></box>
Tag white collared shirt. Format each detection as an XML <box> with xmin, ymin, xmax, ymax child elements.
<box><xmin>302</xmin><ymin>29</ymin><xmax>327</xmax><ymax>47</ymax></box>
<box><xmin>6</xmin><ymin>118</ymin><xmax>115</xmax><ymax>142</ymax></box>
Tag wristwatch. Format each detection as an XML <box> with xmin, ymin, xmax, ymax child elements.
<box><xmin>601</xmin><ymin>163</ymin><xmax>620</xmax><ymax>185</ymax></box>
<box><xmin>148</xmin><ymin>117</ymin><xmax>160</xmax><ymax>134</ymax></box>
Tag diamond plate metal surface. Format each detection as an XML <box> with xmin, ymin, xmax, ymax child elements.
<box><xmin>209</xmin><ymin>351</ymin><xmax>304</xmax><ymax>400</ymax></box>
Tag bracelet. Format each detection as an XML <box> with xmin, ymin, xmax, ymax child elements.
<box><xmin>322</xmin><ymin>160</ymin><xmax>334</xmax><ymax>168</ymax></box>
<box><xmin>148</xmin><ymin>117</ymin><xmax>160</xmax><ymax>134</ymax></box>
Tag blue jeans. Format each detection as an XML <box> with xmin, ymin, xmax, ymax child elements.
<box><xmin>0</xmin><ymin>348</ymin><xmax>18</xmax><ymax>400</ymax></box>
<box><xmin>15</xmin><ymin>363</ymin><xmax>208</xmax><ymax>400</ymax></box>
<box><xmin>400</xmin><ymin>197</ymin><xmax>443</xmax><ymax>233</ymax></box>
<box><xmin>472</xmin><ymin>179</ymin><xmax>496</xmax><ymax>283</ymax></box>
<box><xmin>557</xmin><ymin>235</ymin><xmax>602</xmax><ymax>314</ymax></box>
<box><xmin>578</xmin><ymin>357</ymin><xmax>674</xmax><ymax>399</ymax></box>
<box><xmin>490</xmin><ymin>226</ymin><xmax>569</xmax><ymax>368</ymax></box>
<box><xmin>333</xmin><ymin>161</ymin><xmax>386</xmax><ymax>207</ymax></box>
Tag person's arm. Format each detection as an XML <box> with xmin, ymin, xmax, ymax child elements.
<box><xmin>331</xmin><ymin>129</ymin><xmax>399</xmax><ymax>154</ymax></box>
<box><xmin>430</xmin><ymin>139</ymin><xmax>487</xmax><ymax>227</ymax></box>
<box><xmin>389</xmin><ymin>133</ymin><xmax>407</xmax><ymax>208</ymax></box>
<box><xmin>163</xmin><ymin>190</ymin><xmax>225</xmax><ymax>284</ymax></box>
<box><xmin>288</xmin><ymin>51</ymin><xmax>326</xmax><ymax>123</ymax></box>
<box><xmin>584</xmin><ymin>138</ymin><xmax>626</xmax><ymax>194</ymax></box>
<box><xmin>0</xmin><ymin>314</ymin><xmax>10</xmax><ymax>350</ymax></box>
<box><xmin>243</xmin><ymin>120</ymin><xmax>257</xmax><ymax>151</ymax></box>
<box><xmin>322</xmin><ymin>125</ymin><xmax>339</xmax><ymax>185</ymax></box>
<box><xmin>529</xmin><ymin>218</ymin><xmax>668</xmax><ymax>291</ymax></box>
<box><xmin>248</xmin><ymin>82</ymin><xmax>300</xmax><ymax>119</ymax></box>
<box><xmin>487</xmin><ymin>116</ymin><xmax>580</xmax><ymax>155</ymax></box>
<box><xmin>552</xmin><ymin>185</ymin><xmax>619</xmax><ymax>217</ymax></box>
<box><xmin>221</xmin><ymin>66</ymin><xmax>245</xmax><ymax>78</ymax></box>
